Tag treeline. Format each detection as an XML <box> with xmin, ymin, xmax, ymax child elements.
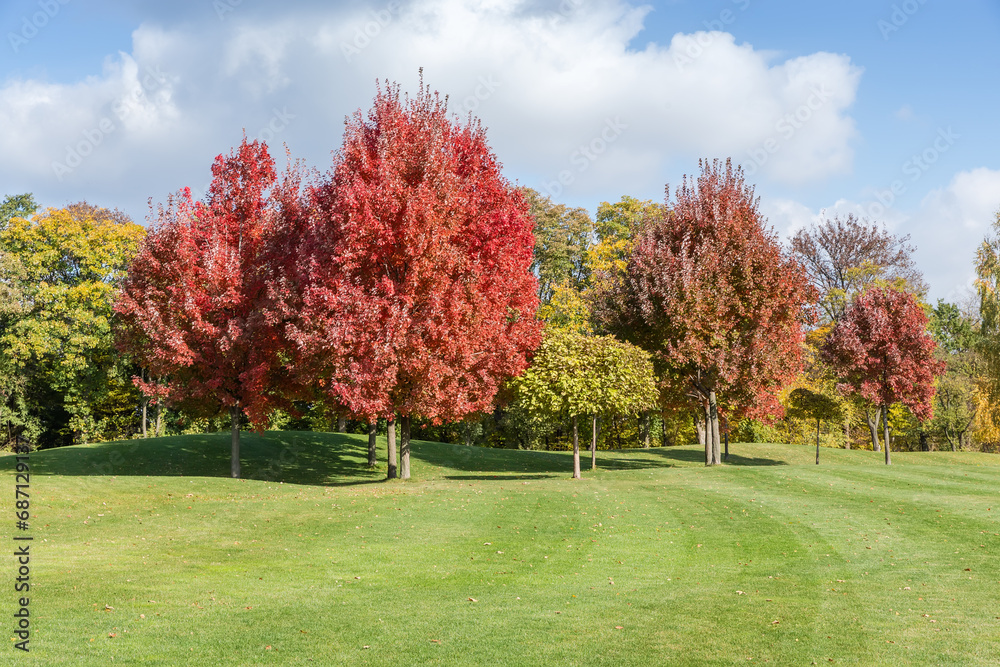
<box><xmin>2</xmin><ymin>77</ymin><xmax>998</xmax><ymax>468</ymax></box>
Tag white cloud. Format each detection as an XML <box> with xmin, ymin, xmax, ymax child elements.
<box><xmin>763</xmin><ymin>168</ymin><xmax>1000</xmax><ymax>303</ymax></box>
<box><xmin>913</xmin><ymin>168</ymin><xmax>1000</xmax><ymax>302</ymax></box>
<box><xmin>759</xmin><ymin>197</ymin><xmax>822</xmax><ymax>239</ymax></box>
<box><xmin>0</xmin><ymin>0</ymin><xmax>864</xmax><ymax>217</ymax></box>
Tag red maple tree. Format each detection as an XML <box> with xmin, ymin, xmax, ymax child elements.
<box><xmin>821</xmin><ymin>286</ymin><xmax>943</xmax><ymax>464</ymax></box>
<box><xmin>596</xmin><ymin>158</ymin><xmax>816</xmax><ymax>465</ymax></box>
<box><xmin>286</xmin><ymin>76</ymin><xmax>541</xmax><ymax>479</ymax></box>
<box><xmin>115</xmin><ymin>137</ymin><xmax>291</xmax><ymax>478</ymax></box>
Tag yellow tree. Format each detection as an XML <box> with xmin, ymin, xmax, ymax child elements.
<box><xmin>588</xmin><ymin>196</ymin><xmax>663</xmax><ymax>283</ymax></box>
<box><xmin>2</xmin><ymin>203</ymin><xmax>145</xmax><ymax>446</ymax></box>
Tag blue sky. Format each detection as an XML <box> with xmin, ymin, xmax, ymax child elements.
<box><xmin>2</xmin><ymin>0</ymin><xmax>998</xmax><ymax>302</ymax></box>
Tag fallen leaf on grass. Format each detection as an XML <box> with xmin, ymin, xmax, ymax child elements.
<box><xmin>108</xmin><ymin>633</ymin><xmax>117</xmax><ymax>638</ymax></box>
<box><xmin>430</xmin><ymin>639</ymin><xmax>441</xmax><ymax>644</ymax></box>
<box><xmin>771</xmin><ymin>620</ymin><xmax>780</xmax><ymax>625</ymax></box>
<box><xmin>468</xmin><ymin>597</ymin><xmax>478</xmax><ymax>602</ymax></box>
<box><xmin>615</xmin><ymin>626</ymin><xmax>623</xmax><ymax>629</ymax></box>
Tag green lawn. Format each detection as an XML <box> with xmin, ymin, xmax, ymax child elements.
<box><xmin>4</xmin><ymin>432</ymin><xmax>1000</xmax><ymax>665</ymax></box>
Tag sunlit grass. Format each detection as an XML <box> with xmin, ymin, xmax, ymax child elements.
<box><xmin>4</xmin><ymin>433</ymin><xmax>999</xmax><ymax>664</ymax></box>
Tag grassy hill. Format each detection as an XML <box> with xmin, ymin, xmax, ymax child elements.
<box><xmin>5</xmin><ymin>432</ymin><xmax>1000</xmax><ymax>665</ymax></box>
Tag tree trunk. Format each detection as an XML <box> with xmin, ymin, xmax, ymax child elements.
<box><xmin>661</xmin><ymin>417</ymin><xmax>667</xmax><ymax>447</ymax></box>
<box><xmin>368</xmin><ymin>421</ymin><xmax>378</xmax><ymax>467</ymax></box>
<box><xmin>400</xmin><ymin>415</ymin><xmax>411</xmax><ymax>480</ymax></box>
<box><xmin>337</xmin><ymin>415</ymin><xmax>347</xmax><ymax>433</ymax></box>
<box><xmin>230</xmin><ymin>405</ymin><xmax>241</xmax><ymax>479</ymax></box>
<box><xmin>591</xmin><ymin>415</ymin><xmax>598</xmax><ymax>470</ymax></box>
<box><xmin>387</xmin><ymin>417</ymin><xmax>397</xmax><ymax>479</ymax></box>
<box><xmin>816</xmin><ymin>417</ymin><xmax>821</xmax><ymax>465</ymax></box>
<box><xmin>696</xmin><ymin>414</ymin><xmax>706</xmax><ymax>447</ymax></box>
<box><xmin>865</xmin><ymin>406</ymin><xmax>880</xmax><ymax>452</ymax></box>
<box><xmin>702</xmin><ymin>405</ymin><xmax>711</xmax><ymax>465</ymax></box>
<box><xmin>641</xmin><ymin>412</ymin><xmax>650</xmax><ymax>448</ymax></box>
<box><xmin>882</xmin><ymin>404</ymin><xmax>891</xmax><ymax>465</ymax></box>
<box><xmin>141</xmin><ymin>398</ymin><xmax>148</xmax><ymax>439</ymax></box>
<box><xmin>572</xmin><ymin>414</ymin><xmax>581</xmax><ymax>479</ymax></box>
<box><xmin>155</xmin><ymin>401</ymin><xmax>163</xmax><ymax>437</ymax></box>
<box><xmin>723</xmin><ymin>423</ymin><xmax>729</xmax><ymax>461</ymax></box>
<box><xmin>709</xmin><ymin>391</ymin><xmax>721</xmax><ymax>465</ymax></box>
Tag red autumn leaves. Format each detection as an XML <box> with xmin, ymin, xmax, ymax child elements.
<box><xmin>596</xmin><ymin>159</ymin><xmax>818</xmax><ymax>464</ymax></box>
<box><xmin>115</xmin><ymin>80</ymin><xmax>541</xmax><ymax>477</ymax></box>
<box><xmin>822</xmin><ymin>287</ymin><xmax>943</xmax><ymax>431</ymax></box>
<box><xmin>116</xmin><ymin>77</ymin><xmax>943</xmax><ymax>475</ymax></box>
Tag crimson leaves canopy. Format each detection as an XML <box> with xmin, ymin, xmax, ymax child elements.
<box><xmin>288</xmin><ymin>79</ymin><xmax>542</xmax><ymax>424</ymax></box>
<box><xmin>115</xmin><ymin>138</ymin><xmax>291</xmax><ymax>477</ymax></box>
<box><xmin>601</xmin><ymin>159</ymin><xmax>816</xmax><ymax>418</ymax></box>
<box><xmin>822</xmin><ymin>286</ymin><xmax>942</xmax><ymax>422</ymax></box>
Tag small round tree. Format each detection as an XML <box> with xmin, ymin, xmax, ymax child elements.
<box><xmin>787</xmin><ymin>388</ymin><xmax>842</xmax><ymax>464</ymax></box>
<box><xmin>513</xmin><ymin>329</ymin><xmax>657</xmax><ymax>478</ymax></box>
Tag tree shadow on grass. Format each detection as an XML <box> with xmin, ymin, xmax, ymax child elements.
<box><xmin>443</xmin><ymin>474</ymin><xmax>560</xmax><ymax>480</ymax></box>
<box><xmin>639</xmin><ymin>446</ymin><xmax>789</xmax><ymax>467</ymax></box>
<box><xmin>24</xmin><ymin>433</ymin><xmax>785</xmax><ymax>488</ymax></box>
<box><xmin>410</xmin><ymin>441</ymin><xmax>675</xmax><ymax>475</ymax></box>
<box><xmin>27</xmin><ymin>431</ymin><xmax>385</xmax><ymax>487</ymax></box>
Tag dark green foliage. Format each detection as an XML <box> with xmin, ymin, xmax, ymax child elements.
<box><xmin>521</xmin><ymin>187</ymin><xmax>594</xmax><ymax>304</ymax></box>
<box><xmin>787</xmin><ymin>388</ymin><xmax>842</xmax><ymax>423</ymax></box>
<box><xmin>930</xmin><ymin>300</ymin><xmax>977</xmax><ymax>354</ymax></box>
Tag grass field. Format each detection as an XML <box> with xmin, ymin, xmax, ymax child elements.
<box><xmin>3</xmin><ymin>432</ymin><xmax>1000</xmax><ymax>665</ymax></box>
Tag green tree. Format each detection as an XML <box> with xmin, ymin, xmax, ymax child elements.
<box><xmin>928</xmin><ymin>300</ymin><xmax>981</xmax><ymax>451</ymax></box>
<box><xmin>513</xmin><ymin>329</ymin><xmax>656</xmax><ymax>478</ymax></box>
<box><xmin>1</xmin><ymin>203</ymin><xmax>145</xmax><ymax>446</ymax></box>
<box><xmin>521</xmin><ymin>187</ymin><xmax>593</xmax><ymax>304</ymax></box>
